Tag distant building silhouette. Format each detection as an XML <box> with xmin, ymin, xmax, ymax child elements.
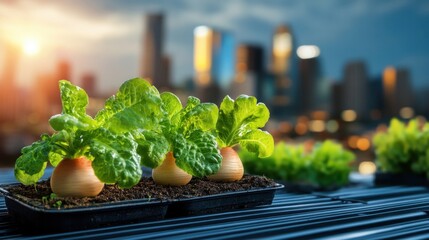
<box><xmin>33</xmin><ymin>72</ymin><xmax>55</xmax><ymax>123</ymax></box>
<box><xmin>383</xmin><ymin>67</ymin><xmax>414</xmax><ymax>117</ymax></box>
<box><xmin>193</xmin><ymin>26</ymin><xmax>234</xmax><ymax>103</ymax></box>
<box><xmin>161</xmin><ymin>55</ymin><xmax>171</xmax><ymax>91</ymax></box>
<box><xmin>368</xmin><ymin>76</ymin><xmax>384</xmax><ymax>121</ymax></box>
<box><xmin>331</xmin><ymin>82</ymin><xmax>343</xmax><ymax>119</ymax></box>
<box><xmin>141</xmin><ymin>13</ymin><xmax>170</xmax><ymax>90</ymax></box>
<box><xmin>51</xmin><ymin>60</ymin><xmax>71</xmax><ymax>108</ymax></box>
<box><xmin>415</xmin><ymin>87</ymin><xmax>429</xmax><ymax>117</ymax></box>
<box><xmin>229</xmin><ymin>44</ymin><xmax>264</xmax><ymax>99</ymax></box>
<box><xmin>57</xmin><ymin>59</ymin><xmax>71</xmax><ymax>82</ymax></box>
<box><xmin>269</xmin><ymin>25</ymin><xmax>298</xmax><ymax>119</ymax></box>
<box><xmin>341</xmin><ymin>61</ymin><xmax>369</xmax><ymax>121</ymax></box>
<box><xmin>297</xmin><ymin>47</ymin><xmax>329</xmax><ymax>115</ymax></box>
<box><xmin>0</xmin><ymin>42</ymin><xmax>23</xmax><ymax>124</ymax></box>
<box><xmin>81</xmin><ymin>72</ymin><xmax>96</xmax><ymax>97</ymax></box>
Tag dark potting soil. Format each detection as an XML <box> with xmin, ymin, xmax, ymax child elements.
<box><xmin>6</xmin><ymin>175</ymin><xmax>277</xmax><ymax>209</ymax></box>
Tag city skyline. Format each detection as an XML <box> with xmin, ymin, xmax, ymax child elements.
<box><xmin>0</xmin><ymin>0</ymin><xmax>428</xmax><ymax>94</ymax></box>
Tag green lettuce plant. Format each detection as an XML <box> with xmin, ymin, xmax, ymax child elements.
<box><xmin>148</xmin><ymin>92</ymin><xmax>222</xmax><ymax>185</ymax></box>
<box><xmin>373</xmin><ymin>118</ymin><xmax>429</xmax><ymax>177</ymax></box>
<box><xmin>240</xmin><ymin>140</ymin><xmax>354</xmax><ymax>188</ymax></box>
<box><xmin>14</xmin><ymin>78</ymin><xmax>222</xmax><ymax>196</ymax></box>
<box><xmin>208</xmin><ymin>95</ymin><xmax>274</xmax><ymax>182</ymax></box>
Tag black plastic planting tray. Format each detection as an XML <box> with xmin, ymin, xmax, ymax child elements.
<box><xmin>167</xmin><ymin>183</ymin><xmax>283</xmax><ymax>217</ymax></box>
<box><xmin>0</xmin><ymin>183</ymin><xmax>282</xmax><ymax>233</ymax></box>
<box><xmin>0</xmin><ymin>185</ymin><xmax>169</xmax><ymax>233</ymax></box>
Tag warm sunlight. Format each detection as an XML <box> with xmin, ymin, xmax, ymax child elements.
<box><xmin>22</xmin><ymin>39</ymin><xmax>40</xmax><ymax>56</ymax></box>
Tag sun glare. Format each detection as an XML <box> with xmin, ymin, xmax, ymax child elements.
<box><xmin>22</xmin><ymin>39</ymin><xmax>40</xmax><ymax>56</ymax></box>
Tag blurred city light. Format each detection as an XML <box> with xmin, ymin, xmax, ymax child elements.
<box><xmin>295</xmin><ymin>122</ymin><xmax>308</xmax><ymax>135</ymax></box>
<box><xmin>399</xmin><ymin>107</ymin><xmax>414</xmax><ymax>119</ymax></box>
<box><xmin>348</xmin><ymin>135</ymin><xmax>359</xmax><ymax>149</ymax></box>
<box><xmin>383</xmin><ymin>67</ymin><xmax>396</xmax><ymax>92</ymax></box>
<box><xmin>326</xmin><ymin>120</ymin><xmax>339</xmax><ymax>133</ymax></box>
<box><xmin>356</xmin><ymin>137</ymin><xmax>371</xmax><ymax>151</ymax></box>
<box><xmin>279</xmin><ymin>121</ymin><xmax>293</xmax><ymax>133</ymax></box>
<box><xmin>342</xmin><ymin>110</ymin><xmax>357</xmax><ymax>122</ymax></box>
<box><xmin>309</xmin><ymin>120</ymin><xmax>325</xmax><ymax>132</ymax></box>
<box><xmin>296</xmin><ymin>45</ymin><xmax>320</xmax><ymax>59</ymax></box>
<box><xmin>273</xmin><ymin>32</ymin><xmax>291</xmax><ymax>58</ymax></box>
<box><xmin>358</xmin><ymin>161</ymin><xmax>377</xmax><ymax>175</ymax></box>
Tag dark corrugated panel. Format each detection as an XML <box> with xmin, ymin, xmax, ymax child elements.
<box><xmin>1</xmin><ymin>169</ymin><xmax>429</xmax><ymax>239</ymax></box>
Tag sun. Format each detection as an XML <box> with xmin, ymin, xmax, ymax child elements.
<box><xmin>22</xmin><ymin>39</ymin><xmax>40</xmax><ymax>56</ymax></box>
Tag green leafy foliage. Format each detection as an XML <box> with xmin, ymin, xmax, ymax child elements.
<box><xmin>216</xmin><ymin>95</ymin><xmax>274</xmax><ymax>158</ymax></box>
<box><xmin>373</xmin><ymin>118</ymin><xmax>429</xmax><ymax>177</ymax></box>
<box><xmin>134</xmin><ymin>130</ymin><xmax>169</xmax><ymax>168</ymax></box>
<box><xmin>95</xmin><ymin>78</ymin><xmax>164</xmax><ymax>133</ymax></box>
<box><xmin>241</xmin><ymin>140</ymin><xmax>354</xmax><ymax>188</ymax></box>
<box><xmin>49</xmin><ymin>80</ymin><xmax>96</xmax><ymax>131</ymax></box>
<box><xmin>155</xmin><ymin>95</ymin><xmax>222</xmax><ymax>177</ymax></box>
<box><xmin>308</xmin><ymin>141</ymin><xmax>355</xmax><ymax>187</ymax></box>
<box><xmin>15</xmin><ymin>79</ymin><xmax>155</xmax><ymax>188</ymax></box>
<box><xmin>90</xmin><ymin>128</ymin><xmax>142</xmax><ymax>188</ymax></box>
<box><xmin>172</xmin><ymin>130</ymin><xmax>222</xmax><ymax>177</ymax></box>
<box><xmin>15</xmin><ymin>137</ymin><xmax>50</xmax><ymax>185</ymax></box>
<box><xmin>15</xmin><ymin>78</ymin><xmax>222</xmax><ymax>187</ymax></box>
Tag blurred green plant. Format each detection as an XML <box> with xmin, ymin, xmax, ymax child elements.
<box><xmin>373</xmin><ymin>118</ymin><xmax>429</xmax><ymax>177</ymax></box>
<box><xmin>240</xmin><ymin>140</ymin><xmax>355</xmax><ymax>188</ymax></box>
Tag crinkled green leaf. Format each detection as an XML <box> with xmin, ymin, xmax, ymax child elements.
<box><xmin>161</xmin><ymin>92</ymin><xmax>182</xmax><ymax>121</ymax></box>
<box><xmin>180</xmin><ymin>102</ymin><xmax>218</xmax><ymax>134</ymax></box>
<box><xmin>59</xmin><ymin>80</ymin><xmax>89</xmax><ymax>116</ymax></box>
<box><xmin>239</xmin><ymin>129</ymin><xmax>274</xmax><ymax>158</ymax></box>
<box><xmin>217</xmin><ymin>95</ymin><xmax>273</xmax><ymax>157</ymax></box>
<box><xmin>95</xmin><ymin>78</ymin><xmax>164</xmax><ymax>133</ymax></box>
<box><xmin>49</xmin><ymin>80</ymin><xmax>96</xmax><ymax>131</ymax></box>
<box><xmin>170</xmin><ymin>96</ymin><xmax>200</xmax><ymax>130</ymax></box>
<box><xmin>134</xmin><ymin>130</ymin><xmax>169</xmax><ymax>168</ymax></box>
<box><xmin>172</xmin><ymin>130</ymin><xmax>222</xmax><ymax>177</ymax></box>
<box><xmin>14</xmin><ymin>138</ymin><xmax>50</xmax><ymax>185</ymax></box>
<box><xmin>90</xmin><ymin>128</ymin><xmax>142</xmax><ymax>188</ymax></box>
<box><xmin>49</xmin><ymin>114</ymin><xmax>93</xmax><ymax>132</ymax></box>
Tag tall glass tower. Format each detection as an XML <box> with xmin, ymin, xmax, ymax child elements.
<box><xmin>193</xmin><ymin>26</ymin><xmax>234</xmax><ymax>103</ymax></box>
<box><xmin>269</xmin><ymin>25</ymin><xmax>298</xmax><ymax>119</ymax></box>
<box><xmin>141</xmin><ymin>13</ymin><xmax>170</xmax><ymax>90</ymax></box>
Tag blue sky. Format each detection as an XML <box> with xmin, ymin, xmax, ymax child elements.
<box><xmin>0</xmin><ymin>0</ymin><xmax>428</xmax><ymax>92</ymax></box>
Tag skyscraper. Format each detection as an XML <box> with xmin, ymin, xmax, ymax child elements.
<box><xmin>368</xmin><ymin>76</ymin><xmax>384</xmax><ymax>121</ymax></box>
<box><xmin>383</xmin><ymin>67</ymin><xmax>414</xmax><ymax>117</ymax></box>
<box><xmin>141</xmin><ymin>13</ymin><xmax>170</xmax><ymax>90</ymax></box>
<box><xmin>297</xmin><ymin>45</ymin><xmax>328</xmax><ymax>115</ymax></box>
<box><xmin>81</xmin><ymin>72</ymin><xmax>96</xmax><ymax>97</ymax></box>
<box><xmin>269</xmin><ymin>25</ymin><xmax>298</xmax><ymax>118</ymax></box>
<box><xmin>0</xmin><ymin>42</ymin><xmax>22</xmax><ymax>123</ymax></box>
<box><xmin>193</xmin><ymin>26</ymin><xmax>234</xmax><ymax>103</ymax></box>
<box><xmin>1</xmin><ymin>42</ymin><xmax>19</xmax><ymax>87</ymax></box>
<box><xmin>341</xmin><ymin>61</ymin><xmax>369</xmax><ymax>121</ymax></box>
<box><xmin>230</xmin><ymin>44</ymin><xmax>264</xmax><ymax>98</ymax></box>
